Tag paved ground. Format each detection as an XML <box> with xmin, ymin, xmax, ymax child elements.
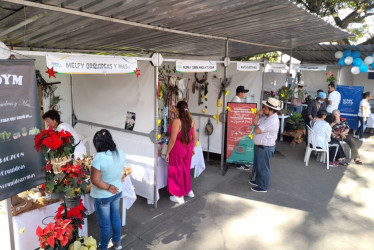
<box><xmin>88</xmin><ymin>133</ymin><xmax>374</xmax><ymax>250</ymax></box>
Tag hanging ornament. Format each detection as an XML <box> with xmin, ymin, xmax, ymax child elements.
<box><xmin>134</xmin><ymin>68</ymin><xmax>140</xmax><ymax>77</ymax></box>
<box><xmin>45</xmin><ymin>67</ymin><xmax>58</xmax><ymax>78</ymax></box>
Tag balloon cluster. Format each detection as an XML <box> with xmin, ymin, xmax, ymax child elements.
<box><xmin>335</xmin><ymin>50</ymin><xmax>373</xmax><ymax>75</ymax></box>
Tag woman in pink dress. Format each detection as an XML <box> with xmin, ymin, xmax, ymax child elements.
<box><xmin>165</xmin><ymin>101</ymin><xmax>198</xmax><ymax>204</ymax></box>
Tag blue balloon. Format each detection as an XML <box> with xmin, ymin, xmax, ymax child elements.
<box><xmin>360</xmin><ymin>64</ymin><xmax>368</xmax><ymax>73</ymax></box>
<box><xmin>343</xmin><ymin>50</ymin><xmax>352</xmax><ymax>57</ymax></box>
<box><xmin>352</xmin><ymin>58</ymin><xmax>363</xmax><ymax>66</ymax></box>
<box><xmin>372</xmin><ymin>62</ymin><xmax>374</xmax><ymax>69</ymax></box>
<box><xmin>352</xmin><ymin>51</ymin><xmax>361</xmax><ymax>59</ymax></box>
<box><xmin>338</xmin><ymin>58</ymin><xmax>345</xmax><ymax>66</ymax></box>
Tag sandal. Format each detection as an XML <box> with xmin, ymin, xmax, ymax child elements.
<box><xmin>338</xmin><ymin>161</ymin><xmax>349</xmax><ymax>166</ymax></box>
<box><xmin>354</xmin><ymin>159</ymin><xmax>363</xmax><ymax>165</ymax></box>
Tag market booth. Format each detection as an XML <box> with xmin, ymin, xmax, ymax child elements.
<box><xmin>0</xmin><ymin>0</ymin><xmax>353</xmax><ymax>249</ymax></box>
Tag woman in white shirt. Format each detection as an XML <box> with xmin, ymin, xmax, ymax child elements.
<box><xmin>42</xmin><ymin>109</ymin><xmax>86</xmax><ymax>159</ymax></box>
<box><xmin>354</xmin><ymin>92</ymin><xmax>372</xmax><ymax>141</ymax></box>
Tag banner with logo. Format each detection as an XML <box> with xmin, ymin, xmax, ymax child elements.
<box><xmin>46</xmin><ymin>54</ymin><xmax>138</xmax><ymax>74</ymax></box>
<box><xmin>337</xmin><ymin>85</ymin><xmax>364</xmax><ymax>130</ymax></box>
<box><xmin>0</xmin><ymin>60</ymin><xmax>45</xmax><ymax>201</ymax></box>
<box><xmin>176</xmin><ymin>60</ymin><xmax>217</xmax><ymax>72</ymax></box>
<box><xmin>226</xmin><ymin>103</ymin><xmax>257</xmax><ymax>165</ymax></box>
<box><xmin>237</xmin><ymin>62</ymin><xmax>260</xmax><ymax>71</ymax></box>
<box><xmin>292</xmin><ymin>64</ymin><xmax>327</xmax><ymax>71</ymax></box>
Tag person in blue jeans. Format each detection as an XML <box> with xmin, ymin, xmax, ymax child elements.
<box><xmin>90</xmin><ymin>129</ymin><xmax>125</xmax><ymax>250</ymax></box>
<box><xmin>249</xmin><ymin>97</ymin><xmax>280</xmax><ymax>192</ymax></box>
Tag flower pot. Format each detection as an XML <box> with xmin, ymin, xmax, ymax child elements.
<box><xmin>64</xmin><ymin>195</ymin><xmax>81</xmax><ymax>208</ymax></box>
<box><xmin>51</xmin><ymin>155</ymin><xmax>72</xmax><ymax>174</ymax></box>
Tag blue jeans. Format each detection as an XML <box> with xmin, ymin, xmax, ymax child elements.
<box><xmin>253</xmin><ymin>145</ymin><xmax>275</xmax><ymax>190</ymax></box>
<box><xmin>355</xmin><ymin>116</ymin><xmax>367</xmax><ymax>139</ymax></box>
<box><xmin>290</xmin><ymin>105</ymin><xmax>302</xmax><ymax>114</ymax></box>
<box><xmin>94</xmin><ymin>192</ymin><xmax>122</xmax><ymax>250</ymax></box>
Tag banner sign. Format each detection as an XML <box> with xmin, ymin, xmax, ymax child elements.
<box><xmin>176</xmin><ymin>60</ymin><xmax>217</xmax><ymax>72</ymax></box>
<box><xmin>237</xmin><ymin>62</ymin><xmax>260</xmax><ymax>71</ymax></box>
<box><xmin>46</xmin><ymin>54</ymin><xmax>138</xmax><ymax>74</ymax></box>
<box><xmin>270</xmin><ymin>63</ymin><xmax>287</xmax><ymax>70</ymax></box>
<box><xmin>337</xmin><ymin>85</ymin><xmax>364</xmax><ymax>130</ymax></box>
<box><xmin>0</xmin><ymin>60</ymin><xmax>45</xmax><ymax>201</ymax></box>
<box><xmin>292</xmin><ymin>64</ymin><xmax>327</xmax><ymax>71</ymax></box>
<box><xmin>226</xmin><ymin>102</ymin><xmax>257</xmax><ymax>165</ymax></box>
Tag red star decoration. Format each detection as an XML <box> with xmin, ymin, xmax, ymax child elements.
<box><xmin>134</xmin><ymin>68</ymin><xmax>140</xmax><ymax>77</ymax></box>
<box><xmin>46</xmin><ymin>67</ymin><xmax>58</xmax><ymax>78</ymax></box>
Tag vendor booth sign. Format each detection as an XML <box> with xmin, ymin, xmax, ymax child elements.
<box><xmin>0</xmin><ymin>60</ymin><xmax>44</xmax><ymax>201</ymax></box>
<box><xmin>237</xmin><ymin>62</ymin><xmax>260</xmax><ymax>71</ymax></box>
<box><xmin>176</xmin><ymin>60</ymin><xmax>217</xmax><ymax>72</ymax></box>
<box><xmin>292</xmin><ymin>64</ymin><xmax>327</xmax><ymax>71</ymax></box>
<box><xmin>337</xmin><ymin>85</ymin><xmax>364</xmax><ymax>130</ymax></box>
<box><xmin>270</xmin><ymin>63</ymin><xmax>287</xmax><ymax>71</ymax></box>
<box><xmin>46</xmin><ymin>54</ymin><xmax>137</xmax><ymax>74</ymax></box>
<box><xmin>226</xmin><ymin>103</ymin><xmax>256</xmax><ymax>165</ymax></box>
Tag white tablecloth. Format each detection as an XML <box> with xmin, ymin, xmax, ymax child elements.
<box><xmin>0</xmin><ymin>176</ymin><xmax>136</xmax><ymax>250</ymax></box>
<box><xmin>367</xmin><ymin>114</ymin><xmax>374</xmax><ymax>128</ymax></box>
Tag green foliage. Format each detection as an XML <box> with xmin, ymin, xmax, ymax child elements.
<box><xmin>277</xmin><ymin>86</ymin><xmax>293</xmax><ymax>102</ymax></box>
<box><xmin>233</xmin><ymin>51</ymin><xmax>280</xmax><ymax>63</ymax></box>
<box><xmin>286</xmin><ymin>112</ymin><xmax>305</xmax><ymax>130</ymax></box>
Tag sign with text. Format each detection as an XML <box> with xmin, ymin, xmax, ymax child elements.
<box><xmin>226</xmin><ymin>102</ymin><xmax>257</xmax><ymax>165</ymax></box>
<box><xmin>237</xmin><ymin>62</ymin><xmax>260</xmax><ymax>71</ymax></box>
<box><xmin>176</xmin><ymin>60</ymin><xmax>217</xmax><ymax>72</ymax></box>
<box><xmin>270</xmin><ymin>63</ymin><xmax>287</xmax><ymax>70</ymax></box>
<box><xmin>292</xmin><ymin>64</ymin><xmax>327</xmax><ymax>71</ymax></box>
<box><xmin>337</xmin><ymin>85</ymin><xmax>364</xmax><ymax>130</ymax></box>
<box><xmin>46</xmin><ymin>54</ymin><xmax>138</xmax><ymax>74</ymax></box>
<box><xmin>0</xmin><ymin>60</ymin><xmax>45</xmax><ymax>201</ymax></box>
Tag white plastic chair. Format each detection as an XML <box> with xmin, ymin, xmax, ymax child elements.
<box><xmin>339</xmin><ymin>140</ymin><xmax>352</xmax><ymax>159</ymax></box>
<box><xmin>304</xmin><ymin>125</ymin><xmax>330</xmax><ymax>169</ymax></box>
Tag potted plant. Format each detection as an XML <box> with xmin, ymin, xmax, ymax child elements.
<box><xmin>68</xmin><ymin>236</ymin><xmax>97</xmax><ymax>250</ymax></box>
<box><xmin>277</xmin><ymin>86</ymin><xmax>293</xmax><ymax>109</ymax></box>
<box><xmin>36</xmin><ymin>218</ymin><xmax>74</xmax><ymax>249</ymax></box>
<box><xmin>285</xmin><ymin>112</ymin><xmax>305</xmax><ymax>131</ymax></box>
<box><xmin>326</xmin><ymin>71</ymin><xmax>337</xmax><ymax>84</ymax></box>
<box><xmin>22</xmin><ymin>127</ymin><xmax>28</xmax><ymax>136</ymax></box>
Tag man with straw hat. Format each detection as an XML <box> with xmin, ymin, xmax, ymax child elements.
<box><xmin>249</xmin><ymin>97</ymin><xmax>281</xmax><ymax>192</ymax></box>
<box><xmin>290</xmin><ymin>81</ymin><xmax>306</xmax><ymax>114</ymax></box>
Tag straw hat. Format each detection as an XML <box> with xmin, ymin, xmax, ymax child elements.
<box><xmin>262</xmin><ymin>97</ymin><xmax>282</xmax><ymax>111</ymax></box>
<box><xmin>296</xmin><ymin>80</ymin><xmax>307</xmax><ymax>87</ymax></box>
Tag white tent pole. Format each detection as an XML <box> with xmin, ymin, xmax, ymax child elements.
<box><xmin>6</xmin><ymin>198</ymin><xmax>15</xmax><ymax>250</ymax></box>
<box><xmin>220</xmin><ymin>39</ymin><xmax>229</xmax><ymax>174</ymax></box>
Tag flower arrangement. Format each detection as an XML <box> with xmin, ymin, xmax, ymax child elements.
<box><xmin>326</xmin><ymin>72</ymin><xmax>336</xmax><ymax>83</ymax></box>
<box><xmin>277</xmin><ymin>86</ymin><xmax>293</xmax><ymax>102</ymax></box>
<box><xmin>69</xmin><ymin>236</ymin><xmax>97</xmax><ymax>250</ymax></box>
<box><xmin>36</xmin><ymin>218</ymin><xmax>74</xmax><ymax>249</ymax></box>
<box><xmin>34</xmin><ymin>128</ymin><xmax>74</xmax><ymax>160</ymax></box>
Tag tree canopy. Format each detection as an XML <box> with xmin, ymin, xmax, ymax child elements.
<box><xmin>296</xmin><ymin>0</ymin><xmax>374</xmax><ymax>44</ymax></box>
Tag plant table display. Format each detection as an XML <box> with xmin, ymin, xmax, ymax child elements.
<box><xmin>34</xmin><ymin>128</ymin><xmax>96</xmax><ymax>249</ymax></box>
<box><xmin>282</xmin><ymin>112</ymin><xmax>306</xmax><ymax>145</ymax></box>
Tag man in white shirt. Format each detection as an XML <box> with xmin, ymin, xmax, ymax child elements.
<box><xmin>249</xmin><ymin>97</ymin><xmax>280</xmax><ymax>192</ymax></box>
<box><xmin>231</xmin><ymin>85</ymin><xmax>249</xmax><ymax>102</ymax></box>
<box><xmin>326</xmin><ymin>83</ymin><xmax>341</xmax><ymax>114</ymax></box>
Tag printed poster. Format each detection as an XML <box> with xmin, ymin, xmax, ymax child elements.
<box><xmin>0</xmin><ymin>60</ymin><xmax>45</xmax><ymax>201</ymax></box>
<box><xmin>337</xmin><ymin>85</ymin><xmax>364</xmax><ymax>130</ymax></box>
<box><xmin>226</xmin><ymin>102</ymin><xmax>257</xmax><ymax>165</ymax></box>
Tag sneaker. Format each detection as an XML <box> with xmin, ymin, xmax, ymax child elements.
<box><xmin>248</xmin><ymin>180</ymin><xmax>258</xmax><ymax>186</ymax></box>
<box><xmin>353</xmin><ymin>134</ymin><xmax>359</xmax><ymax>139</ymax></box>
<box><xmin>113</xmin><ymin>242</ymin><xmax>122</xmax><ymax>250</ymax></box>
<box><xmin>170</xmin><ymin>195</ymin><xmax>184</xmax><ymax>204</ymax></box>
<box><xmin>187</xmin><ymin>190</ymin><xmax>195</xmax><ymax>198</ymax></box>
<box><xmin>236</xmin><ymin>165</ymin><xmax>250</xmax><ymax>170</ymax></box>
<box><xmin>251</xmin><ymin>186</ymin><xmax>267</xmax><ymax>192</ymax></box>
<box><xmin>359</xmin><ymin>138</ymin><xmax>372</xmax><ymax>142</ymax></box>
<box><xmin>329</xmin><ymin>161</ymin><xmax>339</xmax><ymax>167</ymax></box>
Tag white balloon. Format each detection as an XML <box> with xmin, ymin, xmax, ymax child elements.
<box><xmin>364</xmin><ymin>56</ymin><xmax>374</xmax><ymax>65</ymax></box>
<box><xmin>351</xmin><ymin>66</ymin><xmax>360</xmax><ymax>75</ymax></box>
<box><xmin>334</xmin><ymin>51</ymin><xmax>343</xmax><ymax>59</ymax></box>
<box><xmin>344</xmin><ymin>56</ymin><xmax>353</xmax><ymax>65</ymax></box>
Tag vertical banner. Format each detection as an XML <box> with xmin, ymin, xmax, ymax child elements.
<box><xmin>0</xmin><ymin>60</ymin><xmax>45</xmax><ymax>201</ymax></box>
<box><xmin>337</xmin><ymin>85</ymin><xmax>364</xmax><ymax>130</ymax></box>
<box><xmin>226</xmin><ymin>103</ymin><xmax>257</xmax><ymax>165</ymax></box>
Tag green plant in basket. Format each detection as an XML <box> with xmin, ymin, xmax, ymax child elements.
<box><xmin>277</xmin><ymin>86</ymin><xmax>293</xmax><ymax>102</ymax></box>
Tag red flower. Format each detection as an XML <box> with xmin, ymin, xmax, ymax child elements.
<box><xmin>42</xmin><ymin>133</ymin><xmax>63</xmax><ymax>150</ymax></box>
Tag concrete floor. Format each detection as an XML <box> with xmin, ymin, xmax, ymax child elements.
<box><xmin>88</xmin><ymin>134</ymin><xmax>374</xmax><ymax>250</ymax></box>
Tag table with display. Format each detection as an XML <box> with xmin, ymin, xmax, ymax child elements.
<box><xmin>278</xmin><ymin>114</ymin><xmax>290</xmax><ymax>141</ymax></box>
<box><xmin>0</xmin><ymin>176</ymin><xmax>136</xmax><ymax>250</ymax></box>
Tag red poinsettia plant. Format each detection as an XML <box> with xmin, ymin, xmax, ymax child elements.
<box><xmin>36</xmin><ymin>218</ymin><xmax>74</xmax><ymax>249</ymax></box>
<box><xmin>34</xmin><ymin>128</ymin><xmax>74</xmax><ymax>160</ymax></box>
<box><xmin>56</xmin><ymin>199</ymin><xmax>86</xmax><ymax>230</ymax></box>
<box><xmin>326</xmin><ymin>71</ymin><xmax>337</xmax><ymax>83</ymax></box>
